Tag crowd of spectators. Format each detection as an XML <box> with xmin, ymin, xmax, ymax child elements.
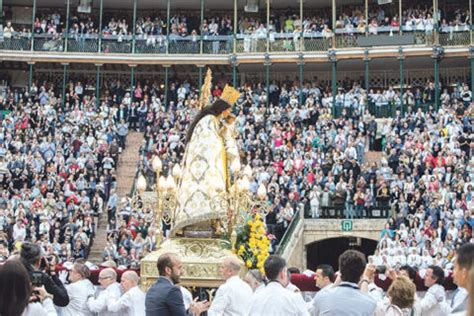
<box><xmin>369</xmin><ymin>90</ymin><xmax>473</xmax><ymax>276</ymax></box>
<box><xmin>93</xmin><ymin>75</ymin><xmax>471</xmax><ymax>266</ymax></box>
<box><xmin>0</xmin><ymin>70</ymin><xmax>471</xmax><ymax>273</ymax></box>
<box><xmin>0</xmin><ymin>79</ymin><xmax>129</xmax><ymax>268</ymax></box>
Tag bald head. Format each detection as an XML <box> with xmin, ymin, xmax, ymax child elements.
<box><xmin>122</xmin><ymin>271</ymin><xmax>140</xmax><ymax>284</ymax></box>
<box><xmin>121</xmin><ymin>271</ymin><xmax>140</xmax><ymax>292</ymax></box>
<box><xmin>220</xmin><ymin>256</ymin><xmax>244</xmax><ymax>280</ymax></box>
<box><xmin>224</xmin><ymin>256</ymin><xmax>243</xmax><ymax>273</ymax></box>
<box><xmin>99</xmin><ymin>268</ymin><xmax>117</xmax><ymax>288</ymax></box>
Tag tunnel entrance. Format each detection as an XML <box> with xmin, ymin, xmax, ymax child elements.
<box><xmin>306</xmin><ymin>237</ymin><xmax>378</xmax><ymax>271</ymax></box>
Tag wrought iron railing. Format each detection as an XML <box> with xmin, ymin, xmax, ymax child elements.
<box><xmin>439</xmin><ymin>30</ymin><xmax>471</xmax><ymax>47</ymax></box>
<box><xmin>0</xmin><ymin>29</ymin><xmax>469</xmax><ymax>54</ymax></box>
<box><xmin>304</xmin><ymin>205</ymin><xmax>392</xmax><ymax>219</ymax></box>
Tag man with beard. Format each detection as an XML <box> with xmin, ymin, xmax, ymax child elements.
<box><xmin>145</xmin><ymin>253</ymin><xmax>210</xmax><ymax>316</ymax></box>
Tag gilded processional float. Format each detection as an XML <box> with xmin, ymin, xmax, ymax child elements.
<box><xmin>139</xmin><ymin>69</ymin><xmax>270</xmax><ymax>291</ymax></box>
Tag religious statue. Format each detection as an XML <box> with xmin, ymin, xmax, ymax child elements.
<box><xmin>140</xmin><ymin>71</ymin><xmax>247</xmax><ymax>290</ymax></box>
<box><xmin>171</xmin><ymin>70</ymin><xmax>241</xmax><ymax>237</ymax></box>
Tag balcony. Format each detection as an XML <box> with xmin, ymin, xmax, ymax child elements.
<box><xmin>0</xmin><ymin>26</ymin><xmax>470</xmax><ymax>65</ymax></box>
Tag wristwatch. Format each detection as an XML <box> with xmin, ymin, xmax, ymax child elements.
<box><xmin>42</xmin><ymin>294</ymin><xmax>54</xmax><ymax>303</ymax></box>
<box><xmin>359</xmin><ymin>279</ymin><xmax>370</xmax><ymax>285</ymax></box>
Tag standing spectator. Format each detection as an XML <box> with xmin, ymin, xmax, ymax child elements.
<box><xmin>0</xmin><ymin>260</ymin><xmax>57</xmax><ymax>316</ymax></box>
<box><xmin>417</xmin><ymin>265</ymin><xmax>447</xmax><ymax>316</ymax></box>
<box><xmin>86</xmin><ymin>268</ymin><xmax>121</xmax><ymax>316</ymax></box>
<box><xmin>311</xmin><ymin>250</ymin><xmax>376</xmax><ymax>315</ymax></box>
<box><xmin>107</xmin><ymin>271</ymin><xmax>146</xmax><ymax>316</ymax></box>
<box><xmin>247</xmin><ymin>255</ymin><xmax>309</xmax><ymax>316</ymax></box>
<box><xmin>20</xmin><ymin>242</ymin><xmax>69</xmax><ymax>307</ymax></box>
<box><xmin>145</xmin><ymin>253</ymin><xmax>209</xmax><ymax>315</ymax></box>
<box><xmin>443</xmin><ymin>243</ymin><xmax>474</xmax><ymax>314</ymax></box>
<box><xmin>61</xmin><ymin>263</ymin><xmax>95</xmax><ymax>316</ymax></box>
<box><xmin>208</xmin><ymin>256</ymin><xmax>253</xmax><ymax>316</ymax></box>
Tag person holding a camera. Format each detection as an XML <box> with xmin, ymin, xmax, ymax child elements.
<box><xmin>19</xmin><ymin>242</ymin><xmax>69</xmax><ymax>307</ymax></box>
<box><xmin>0</xmin><ymin>259</ymin><xmax>57</xmax><ymax>316</ymax></box>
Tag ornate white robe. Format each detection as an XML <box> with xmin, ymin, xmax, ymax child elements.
<box><xmin>172</xmin><ymin>115</ymin><xmax>228</xmax><ymax>235</ymax></box>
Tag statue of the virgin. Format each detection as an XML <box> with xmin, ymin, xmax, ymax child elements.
<box><xmin>171</xmin><ymin>71</ymin><xmax>241</xmax><ymax>237</ymax></box>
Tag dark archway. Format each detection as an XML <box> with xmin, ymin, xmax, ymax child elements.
<box><xmin>306</xmin><ymin>237</ymin><xmax>378</xmax><ymax>271</ymax></box>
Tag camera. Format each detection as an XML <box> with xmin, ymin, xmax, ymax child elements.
<box><xmin>39</xmin><ymin>256</ymin><xmax>50</xmax><ymax>271</ymax></box>
<box><xmin>375</xmin><ymin>265</ymin><xmax>387</xmax><ymax>274</ymax></box>
<box><xmin>31</xmin><ymin>271</ymin><xmax>45</xmax><ymax>287</ymax></box>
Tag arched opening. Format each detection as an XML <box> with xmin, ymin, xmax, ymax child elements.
<box><xmin>306</xmin><ymin>237</ymin><xmax>378</xmax><ymax>271</ymax></box>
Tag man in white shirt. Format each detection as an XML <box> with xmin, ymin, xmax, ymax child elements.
<box><xmin>308</xmin><ymin>264</ymin><xmax>334</xmax><ymax>314</ymax></box>
<box><xmin>416</xmin><ymin>265</ymin><xmax>447</xmax><ymax>316</ymax></box>
<box><xmin>248</xmin><ymin>255</ymin><xmax>309</xmax><ymax>316</ymax></box>
<box><xmin>87</xmin><ymin>268</ymin><xmax>122</xmax><ymax>316</ymax></box>
<box><xmin>107</xmin><ymin>271</ymin><xmax>145</xmax><ymax>316</ymax></box>
<box><xmin>442</xmin><ymin>243</ymin><xmax>474</xmax><ymax>315</ymax></box>
<box><xmin>61</xmin><ymin>263</ymin><xmax>95</xmax><ymax>316</ymax></box>
<box><xmin>208</xmin><ymin>256</ymin><xmax>253</xmax><ymax>316</ymax></box>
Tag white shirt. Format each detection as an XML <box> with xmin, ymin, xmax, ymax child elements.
<box><xmin>248</xmin><ymin>281</ymin><xmax>310</xmax><ymax>316</ymax></box>
<box><xmin>62</xmin><ymin>279</ymin><xmax>95</xmax><ymax>316</ymax></box>
<box><xmin>208</xmin><ymin>275</ymin><xmax>253</xmax><ymax>316</ymax></box>
<box><xmin>441</xmin><ymin>288</ymin><xmax>469</xmax><ymax>315</ymax></box>
<box><xmin>22</xmin><ymin>298</ymin><xmax>57</xmax><ymax>316</ymax></box>
<box><xmin>416</xmin><ymin>283</ymin><xmax>446</xmax><ymax>316</ymax></box>
<box><xmin>308</xmin><ymin>284</ymin><xmax>332</xmax><ymax>314</ymax></box>
<box><xmin>181</xmin><ymin>286</ymin><xmax>193</xmax><ymax>310</ymax></box>
<box><xmin>87</xmin><ymin>282</ymin><xmax>122</xmax><ymax>316</ymax></box>
<box><xmin>107</xmin><ymin>286</ymin><xmax>146</xmax><ymax>316</ymax></box>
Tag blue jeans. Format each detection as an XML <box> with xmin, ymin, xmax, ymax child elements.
<box><xmin>345</xmin><ymin>202</ymin><xmax>354</xmax><ymax>219</ymax></box>
<box><xmin>355</xmin><ymin>204</ymin><xmax>364</xmax><ymax>218</ymax></box>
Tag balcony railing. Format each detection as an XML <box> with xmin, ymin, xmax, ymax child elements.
<box><xmin>0</xmin><ymin>27</ymin><xmax>470</xmax><ymax>55</ymax></box>
<box><xmin>304</xmin><ymin>205</ymin><xmax>392</xmax><ymax>219</ymax></box>
<box><xmin>332</xmin><ymin>101</ymin><xmax>436</xmax><ymax>118</ymax></box>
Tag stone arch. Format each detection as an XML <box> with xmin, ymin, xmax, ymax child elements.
<box><xmin>304</xmin><ymin>232</ymin><xmax>380</xmax><ymax>247</ymax></box>
<box><xmin>305</xmin><ymin>236</ymin><xmax>379</xmax><ymax>271</ymax></box>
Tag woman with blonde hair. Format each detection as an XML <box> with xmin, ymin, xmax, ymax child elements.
<box><xmin>374</xmin><ymin>276</ymin><xmax>416</xmax><ymax>316</ymax></box>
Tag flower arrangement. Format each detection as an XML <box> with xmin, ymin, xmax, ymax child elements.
<box><xmin>234</xmin><ymin>213</ymin><xmax>270</xmax><ymax>273</ymax></box>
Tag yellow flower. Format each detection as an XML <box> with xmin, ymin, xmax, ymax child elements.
<box><xmin>239</xmin><ymin>245</ymin><xmax>245</xmax><ymax>251</ymax></box>
<box><xmin>246</xmin><ymin>260</ymin><xmax>252</xmax><ymax>268</ymax></box>
<box><xmin>247</xmin><ymin>220</ymin><xmax>253</xmax><ymax>226</ymax></box>
<box><xmin>255</xmin><ymin>214</ymin><xmax>260</xmax><ymax>221</ymax></box>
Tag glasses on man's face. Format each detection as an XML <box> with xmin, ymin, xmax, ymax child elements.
<box><xmin>99</xmin><ymin>276</ymin><xmax>111</xmax><ymax>280</ymax></box>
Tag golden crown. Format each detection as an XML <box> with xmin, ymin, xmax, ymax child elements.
<box><xmin>220</xmin><ymin>85</ymin><xmax>241</xmax><ymax>106</ymax></box>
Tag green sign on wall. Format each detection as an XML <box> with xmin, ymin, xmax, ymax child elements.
<box><xmin>341</xmin><ymin>220</ymin><xmax>353</xmax><ymax>232</ymax></box>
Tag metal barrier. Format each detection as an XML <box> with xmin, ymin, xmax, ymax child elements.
<box><xmin>304</xmin><ymin>37</ymin><xmax>331</xmax><ymax>51</ymax></box>
<box><xmin>102</xmin><ymin>38</ymin><xmax>132</xmax><ymax>54</ymax></box>
<box><xmin>305</xmin><ymin>205</ymin><xmax>391</xmax><ymax>219</ymax></box>
<box><xmin>0</xmin><ymin>36</ymin><xmax>30</xmax><ymax>51</ymax></box>
<box><xmin>439</xmin><ymin>31</ymin><xmax>471</xmax><ymax>47</ymax></box>
<box><xmin>275</xmin><ymin>210</ymin><xmax>301</xmax><ymax>255</ymax></box>
<box><xmin>203</xmin><ymin>38</ymin><xmax>233</xmax><ymax>54</ymax></box>
<box><xmin>0</xmin><ymin>29</ymin><xmax>469</xmax><ymax>54</ymax></box>
<box><xmin>34</xmin><ymin>36</ymin><xmax>64</xmax><ymax>52</ymax></box>
<box><xmin>235</xmin><ymin>37</ymin><xmax>267</xmax><ymax>53</ymax></box>
<box><xmin>67</xmin><ymin>37</ymin><xmax>99</xmax><ymax>53</ymax></box>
